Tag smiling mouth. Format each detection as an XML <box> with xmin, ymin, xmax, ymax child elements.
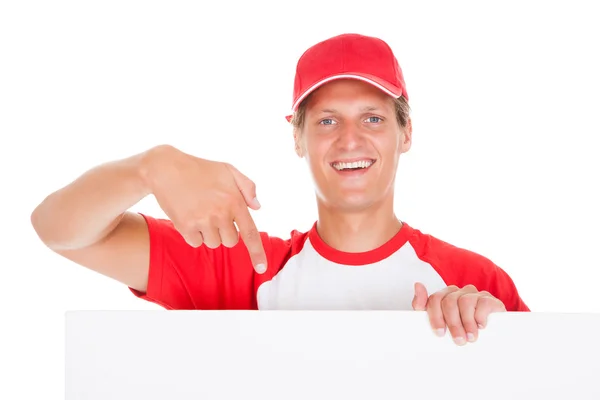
<box><xmin>330</xmin><ymin>159</ymin><xmax>376</xmax><ymax>171</ymax></box>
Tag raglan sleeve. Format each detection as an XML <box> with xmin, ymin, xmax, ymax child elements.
<box><xmin>481</xmin><ymin>264</ymin><xmax>530</xmax><ymax>312</ymax></box>
<box><xmin>128</xmin><ymin>213</ymin><xmax>280</xmax><ymax>310</ymax></box>
<box><xmin>452</xmin><ymin>250</ymin><xmax>530</xmax><ymax>312</ymax></box>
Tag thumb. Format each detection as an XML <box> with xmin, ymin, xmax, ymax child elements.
<box><xmin>226</xmin><ymin>164</ymin><xmax>261</xmax><ymax>210</ymax></box>
<box><xmin>412</xmin><ymin>282</ymin><xmax>429</xmax><ymax>311</ymax></box>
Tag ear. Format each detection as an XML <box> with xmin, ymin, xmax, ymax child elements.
<box><xmin>293</xmin><ymin>128</ymin><xmax>304</xmax><ymax>158</ymax></box>
<box><xmin>400</xmin><ymin>118</ymin><xmax>413</xmax><ymax>154</ymax></box>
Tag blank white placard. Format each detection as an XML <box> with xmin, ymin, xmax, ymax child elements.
<box><xmin>65</xmin><ymin>311</ymin><xmax>600</xmax><ymax>399</ymax></box>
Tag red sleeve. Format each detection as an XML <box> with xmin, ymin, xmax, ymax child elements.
<box><xmin>129</xmin><ymin>214</ymin><xmax>293</xmax><ymax>310</ymax></box>
<box><xmin>410</xmin><ymin>234</ymin><xmax>530</xmax><ymax>312</ymax></box>
<box><xmin>451</xmin><ymin>253</ymin><xmax>530</xmax><ymax>312</ymax></box>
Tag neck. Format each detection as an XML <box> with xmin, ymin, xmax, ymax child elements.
<box><xmin>315</xmin><ymin>195</ymin><xmax>402</xmax><ymax>253</ymax></box>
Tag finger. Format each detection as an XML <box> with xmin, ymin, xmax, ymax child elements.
<box><xmin>411</xmin><ymin>282</ymin><xmax>429</xmax><ymax>311</ymax></box>
<box><xmin>443</xmin><ymin>285</ymin><xmax>479</xmax><ymax>345</ymax></box>
<box><xmin>226</xmin><ymin>164</ymin><xmax>261</xmax><ymax>210</ymax></box>
<box><xmin>474</xmin><ymin>292</ymin><xmax>507</xmax><ymax>329</ymax></box>
<box><xmin>234</xmin><ymin>205</ymin><xmax>267</xmax><ymax>274</ymax></box>
<box><xmin>458</xmin><ymin>293</ymin><xmax>480</xmax><ymax>343</ymax></box>
<box><xmin>200</xmin><ymin>225</ymin><xmax>221</xmax><ymax>249</ymax></box>
<box><xmin>219</xmin><ymin>222</ymin><xmax>239</xmax><ymax>248</ymax></box>
<box><xmin>181</xmin><ymin>231</ymin><xmax>204</xmax><ymax>248</ymax></box>
<box><xmin>440</xmin><ymin>290</ymin><xmax>468</xmax><ymax>345</ymax></box>
<box><xmin>426</xmin><ymin>286</ymin><xmax>460</xmax><ymax>338</ymax></box>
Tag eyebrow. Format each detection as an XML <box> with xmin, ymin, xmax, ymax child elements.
<box><xmin>316</xmin><ymin>106</ymin><xmax>381</xmax><ymax>114</ymax></box>
<box><xmin>360</xmin><ymin>106</ymin><xmax>380</xmax><ymax>112</ymax></box>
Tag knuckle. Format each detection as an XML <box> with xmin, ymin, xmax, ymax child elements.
<box><xmin>429</xmin><ymin>291</ymin><xmax>444</xmax><ymax>303</ymax></box>
<box><xmin>222</xmin><ymin>234</ymin><xmax>240</xmax><ymax>248</ymax></box>
<box><xmin>478</xmin><ymin>295</ymin><xmax>495</xmax><ymax>306</ymax></box>
<box><xmin>463</xmin><ymin>284</ymin><xmax>478</xmax><ymax>292</ymax></box>
<box><xmin>218</xmin><ymin>191</ymin><xmax>236</xmax><ymax>206</ymax></box>
<box><xmin>244</xmin><ymin>224</ymin><xmax>260</xmax><ymax>239</ymax></box>
<box><xmin>481</xmin><ymin>296</ymin><xmax>503</xmax><ymax>309</ymax></box>
<box><xmin>179</xmin><ymin>232</ymin><xmax>203</xmax><ymax>248</ymax></box>
<box><xmin>445</xmin><ymin>317</ymin><xmax>461</xmax><ymax>328</ymax></box>
<box><xmin>206</xmin><ymin>211</ymin><xmax>225</xmax><ymax>226</ymax></box>
<box><xmin>204</xmin><ymin>240</ymin><xmax>220</xmax><ymax>249</ymax></box>
<box><xmin>226</xmin><ymin>238</ymin><xmax>240</xmax><ymax>248</ymax></box>
<box><xmin>441</xmin><ymin>295</ymin><xmax>456</xmax><ymax>308</ymax></box>
<box><xmin>215</xmin><ymin>213</ymin><xmax>232</xmax><ymax>226</ymax></box>
<box><xmin>219</xmin><ymin>161</ymin><xmax>235</xmax><ymax>174</ymax></box>
<box><xmin>243</xmin><ymin>225</ymin><xmax>260</xmax><ymax>240</ymax></box>
<box><xmin>231</xmin><ymin>197</ymin><xmax>246</xmax><ymax>212</ymax></box>
<box><xmin>457</xmin><ymin>294</ymin><xmax>472</xmax><ymax>307</ymax></box>
<box><xmin>178</xmin><ymin>219</ymin><xmax>198</xmax><ymax>234</ymax></box>
<box><xmin>226</xmin><ymin>196</ymin><xmax>239</xmax><ymax>209</ymax></box>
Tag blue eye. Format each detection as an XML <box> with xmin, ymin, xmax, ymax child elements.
<box><xmin>366</xmin><ymin>116</ymin><xmax>382</xmax><ymax>123</ymax></box>
<box><xmin>320</xmin><ymin>118</ymin><xmax>336</xmax><ymax>125</ymax></box>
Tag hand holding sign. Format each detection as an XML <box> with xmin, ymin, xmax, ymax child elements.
<box><xmin>412</xmin><ymin>282</ymin><xmax>507</xmax><ymax>345</ymax></box>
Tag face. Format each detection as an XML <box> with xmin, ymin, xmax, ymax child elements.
<box><xmin>294</xmin><ymin>79</ymin><xmax>412</xmax><ymax>212</ymax></box>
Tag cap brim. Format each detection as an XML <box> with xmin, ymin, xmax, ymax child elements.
<box><xmin>298</xmin><ymin>73</ymin><xmax>402</xmax><ymax>109</ymax></box>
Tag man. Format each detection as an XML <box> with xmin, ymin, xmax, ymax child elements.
<box><xmin>31</xmin><ymin>33</ymin><xmax>529</xmax><ymax>346</ymax></box>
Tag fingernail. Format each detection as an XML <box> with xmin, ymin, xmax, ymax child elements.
<box><xmin>255</xmin><ymin>263</ymin><xmax>266</xmax><ymax>274</ymax></box>
<box><xmin>433</xmin><ymin>328</ymin><xmax>445</xmax><ymax>337</ymax></box>
<box><xmin>252</xmin><ymin>197</ymin><xmax>261</xmax><ymax>208</ymax></box>
<box><xmin>467</xmin><ymin>332</ymin><xmax>475</xmax><ymax>342</ymax></box>
<box><xmin>478</xmin><ymin>323</ymin><xmax>485</xmax><ymax>329</ymax></box>
<box><xmin>454</xmin><ymin>336</ymin><xmax>466</xmax><ymax>345</ymax></box>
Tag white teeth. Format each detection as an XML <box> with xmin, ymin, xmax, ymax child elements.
<box><xmin>332</xmin><ymin>160</ymin><xmax>374</xmax><ymax>171</ymax></box>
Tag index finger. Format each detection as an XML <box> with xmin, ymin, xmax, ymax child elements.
<box><xmin>234</xmin><ymin>204</ymin><xmax>267</xmax><ymax>274</ymax></box>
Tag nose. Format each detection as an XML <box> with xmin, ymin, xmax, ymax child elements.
<box><xmin>335</xmin><ymin>123</ymin><xmax>365</xmax><ymax>151</ymax></box>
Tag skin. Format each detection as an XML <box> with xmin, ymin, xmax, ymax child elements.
<box><xmin>294</xmin><ymin>79</ymin><xmax>507</xmax><ymax>345</ymax></box>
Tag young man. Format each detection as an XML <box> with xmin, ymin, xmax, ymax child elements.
<box><xmin>31</xmin><ymin>33</ymin><xmax>529</xmax><ymax>346</ymax></box>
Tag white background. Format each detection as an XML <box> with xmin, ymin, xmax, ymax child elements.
<box><xmin>1</xmin><ymin>0</ymin><xmax>599</xmax><ymax>398</ymax></box>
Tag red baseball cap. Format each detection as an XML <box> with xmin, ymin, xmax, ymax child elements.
<box><xmin>286</xmin><ymin>33</ymin><xmax>408</xmax><ymax>122</ymax></box>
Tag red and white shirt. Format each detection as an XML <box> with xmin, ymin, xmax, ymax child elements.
<box><xmin>130</xmin><ymin>214</ymin><xmax>529</xmax><ymax>312</ymax></box>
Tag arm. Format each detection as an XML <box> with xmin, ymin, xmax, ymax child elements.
<box><xmin>31</xmin><ymin>144</ymin><xmax>268</xmax><ymax>301</ymax></box>
<box><xmin>30</xmin><ymin>148</ymin><xmax>156</xmax><ymax>292</ymax></box>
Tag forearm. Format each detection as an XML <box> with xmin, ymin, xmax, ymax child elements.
<box><xmin>31</xmin><ymin>150</ymin><xmax>154</xmax><ymax>250</ymax></box>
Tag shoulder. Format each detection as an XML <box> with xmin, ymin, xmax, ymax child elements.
<box><xmin>404</xmin><ymin>223</ymin><xmax>529</xmax><ymax>311</ymax></box>
<box><xmin>264</xmin><ymin>228</ymin><xmax>311</xmax><ymax>255</ymax></box>
<box><xmin>406</xmin><ymin>224</ymin><xmax>495</xmax><ymax>274</ymax></box>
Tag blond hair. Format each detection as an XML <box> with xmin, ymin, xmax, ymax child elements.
<box><xmin>290</xmin><ymin>94</ymin><xmax>411</xmax><ymax>131</ymax></box>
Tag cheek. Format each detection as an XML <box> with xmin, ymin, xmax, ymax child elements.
<box><xmin>391</xmin><ymin>130</ymin><xmax>407</xmax><ymax>155</ymax></box>
<box><xmin>375</xmin><ymin>131</ymin><xmax>402</xmax><ymax>156</ymax></box>
<box><xmin>304</xmin><ymin>136</ymin><xmax>328</xmax><ymax>162</ymax></box>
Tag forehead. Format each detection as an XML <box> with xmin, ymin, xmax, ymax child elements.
<box><xmin>305</xmin><ymin>79</ymin><xmax>394</xmax><ymax>112</ymax></box>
